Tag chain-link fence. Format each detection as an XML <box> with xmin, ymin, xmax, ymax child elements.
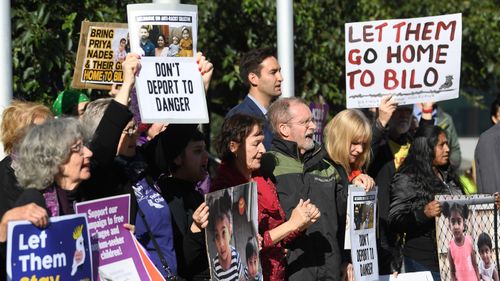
<box><xmin>435</xmin><ymin>194</ymin><xmax>498</xmax><ymax>281</ymax></box>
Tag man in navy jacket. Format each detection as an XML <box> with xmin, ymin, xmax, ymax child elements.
<box><xmin>226</xmin><ymin>48</ymin><xmax>283</xmax><ymax>150</ymax></box>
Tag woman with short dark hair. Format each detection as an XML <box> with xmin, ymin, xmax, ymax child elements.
<box><xmin>212</xmin><ymin>113</ymin><xmax>320</xmax><ymax>281</ymax></box>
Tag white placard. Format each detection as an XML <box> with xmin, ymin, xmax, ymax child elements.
<box><xmin>349</xmin><ymin>185</ymin><xmax>378</xmax><ymax>281</ymax></box>
<box><xmin>379</xmin><ymin>271</ymin><xmax>434</xmax><ymax>281</ymax></box>
<box><xmin>345</xmin><ymin>14</ymin><xmax>462</xmax><ymax>108</ymax></box>
<box><xmin>127</xmin><ymin>3</ymin><xmax>209</xmax><ymax>124</ymax></box>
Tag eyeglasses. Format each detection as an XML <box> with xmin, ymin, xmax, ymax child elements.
<box><xmin>287</xmin><ymin>118</ymin><xmax>315</xmax><ymax>128</ymax></box>
<box><xmin>123</xmin><ymin>124</ymin><xmax>138</xmax><ymax>137</ymax></box>
<box><xmin>70</xmin><ymin>141</ymin><xmax>84</xmax><ymax>155</ymax></box>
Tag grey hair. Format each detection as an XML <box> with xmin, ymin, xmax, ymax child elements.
<box><xmin>267</xmin><ymin>97</ymin><xmax>307</xmax><ymax>136</ymax></box>
<box><xmin>80</xmin><ymin>98</ymin><xmax>112</xmax><ymax>139</ymax></box>
<box><xmin>13</xmin><ymin>117</ymin><xmax>85</xmax><ymax>190</ymax></box>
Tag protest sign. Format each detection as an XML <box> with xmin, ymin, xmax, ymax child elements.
<box><xmin>7</xmin><ymin>214</ymin><xmax>93</xmax><ymax>281</ymax></box>
<box><xmin>345</xmin><ymin>13</ymin><xmax>462</xmax><ymax>108</ymax></box>
<box><xmin>72</xmin><ymin>21</ymin><xmax>129</xmax><ymax>90</ymax></box>
<box><xmin>205</xmin><ymin>182</ymin><xmax>262</xmax><ymax>281</ymax></box>
<box><xmin>127</xmin><ymin>3</ymin><xmax>209</xmax><ymax>124</ymax></box>
<box><xmin>75</xmin><ymin>194</ymin><xmax>163</xmax><ymax>281</ymax></box>
<box><xmin>349</xmin><ymin>185</ymin><xmax>378</xmax><ymax>280</ymax></box>
<box><xmin>309</xmin><ymin>96</ymin><xmax>329</xmax><ymax>144</ymax></box>
<box><xmin>379</xmin><ymin>271</ymin><xmax>434</xmax><ymax>281</ymax></box>
<box><xmin>435</xmin><ymin>194</ymin><xmax>498</xmax><ymax>281</ymax></box>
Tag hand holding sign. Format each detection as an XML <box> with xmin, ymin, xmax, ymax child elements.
<box><xmin>196</xmin><ymin>52</ymin><xmax>214</xmax><ymax>93</ymax></box>
<box><xmin>424</xmin><ymin>200</ymin><xmax>441</xmax><ymax>218</ymax></box>
<box><xmin>0</xmin><ymin>203</ymin><xmax>49</xmax><ymax>242</ymax></box>
<box><xmin>377</xmin><ymin>95</ymin><xmax>397</xmax><ymax>127</ymax></box>
<box><xmin>115</xmin><ymin>53</ymin><xmax>142</xmax><ymax>106</ymax></box>
<box><xmin>191</xmin><ymin>201</ymin><xmax>209</xmax><ymax>233</ymax></box>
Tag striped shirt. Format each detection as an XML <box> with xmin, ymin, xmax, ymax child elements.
<box><xmin>244</xmin><ymin>267</ymin><xmax>263</xmax><ymax>281</ymax></box>
<box><xmin>212</xmin><ymin>247</ymin><xmax>244</xmax><ymax>281</ymax></box>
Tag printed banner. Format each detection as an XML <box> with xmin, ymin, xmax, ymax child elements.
<box><xmin>127</xmin><ymin>3</ymin><xmax>209</xmax><ymax>124</ymax></box>
<box><xmin>75</xmin><ymin>194</ymin><xmax>162</xmax><ymax>281</ymax></box>
<box><xmin>72</xmin><ymin>21</ymin><xmax>129</xmax><ymax>90</ymax></box>
<box><xmin>7</xmin><ymin>214</ymin><xmax>93</xmax><ymax>281</ymax></box>
<box><xmin>435</xmin><ymin>194</ymin><xmax>498</xmax><ymax>281</ymax></box>
<box><xmin>205</xmin><ymin>182</ymin><xmax>263</xmax><ymax>281</ymax></box>
<box><xmin>349</xmin><ymin>185</ymin><xmax>378</xmax><ymax>280</ymax></box>
<box><xmin>345</xmin><ymin>13</ymin><xmax>462</xmax><ymax>108</ymax></box>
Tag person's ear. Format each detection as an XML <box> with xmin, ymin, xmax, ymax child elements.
<box><xmin>174</xmin><ymin>154</ymin><xmax>183</xmax><ymax>166</ymax></box>
<box><xmin>248</xmin><ymin>72</ymin><xmax>259</xmax><ymax>87</ymax></box>
<box><xmin>278</xmin><ymin>123</ymin><xmax>290</xmax><ymax>138</ymax></box>
<box><xmin>491</xmin><ymin>115</ymin><xmax>498</xmax><ymax>125</ymax></box>
<box><xmin>229</xmin><ymin>141</ymin><xmax>239</xmax><ymax>154</ymax></box>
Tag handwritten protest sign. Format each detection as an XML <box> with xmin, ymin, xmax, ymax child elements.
<box><xmin>345</xmin><ymin>13</ymin><xmax>462</xmax><ymax>108</ymax></box>
<box><xmin>72</xmin><ymin>21</ymin><xmax>129</xmax><ymax>90</ymax></box>
<box><xmin>75</xmin><ymin>194</ymin><xmax>162</xmax><ymax>280</ymax></box>
<box><xmin>435</xmin><ymin>194</ymin><xmax>498</xmax><ymax>281</ymax></box>
<box><xmin>349</xmin><ymin>186</ymin><xmax>378</xmax><ymax>280</ymax></box>
<box><xmin>205</xmin><ymin>182</ymin><xmax>262</xmax><ymax>281</ymax></box>
<box><xmin>7</xmin><ymin>214</ymin><xmax>93</xmax><ymax>281</ymax></box>
<box><xmin>127</xmin><ymin>3</ymin><xmax>209</xmax><ymax>124</ymax></box>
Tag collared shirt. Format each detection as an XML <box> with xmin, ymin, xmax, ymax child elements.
<box><xmin>247</xmin><ymin>94</ymin><xmax>268</xmax><ymax>116</ymax></box>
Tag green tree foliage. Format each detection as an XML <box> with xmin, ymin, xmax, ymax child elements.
<box><xmin>11</xmin><ymin>0</ymin><xmax>147</xmax><ymax>102</ymax></box>
<box><xmin>12</xmin><ymin>0</ymin><xmax>499</xmax><ymax>112</ymax></box>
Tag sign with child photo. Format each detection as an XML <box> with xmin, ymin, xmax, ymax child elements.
<box><xmin>435</xmin><ymin>194</ymin><xmax>499</xmax><ymax>281</ymax></box>
<box><xmin>205</xmin><ymin>182</ymin><xmax>262</xmax><ymax>281</ymax></box>
<box><xmin>348</xmin><ymin>186</ymin><xmax>378</xmax><ymax>281</ymax></box>
<box><xmin>127</xmin><ymin>3</ymin><xmax>209</xmax><ymax>124</ymax></box>
<box><xmin>345</xmin><ymin>13</ymin><xmax>462</xmax><ymax>108</ymax></box>
<box><xmin>72</xmin><ymin>21</ymin><xmax>129</xmax><ymax>90</ymax></box>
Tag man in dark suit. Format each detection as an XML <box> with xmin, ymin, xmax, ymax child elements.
<box><xmin>226</xmin><ymin>48</ymin><xmax>283</xmax><ymax>150</ymax></box>
<box><xmin>475</xmin><ymin>94</ymin><xmax>500</xmax><ymax>194</ymax></box>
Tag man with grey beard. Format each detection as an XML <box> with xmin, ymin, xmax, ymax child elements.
<box><xmin>261</xmin><ymin>97</ymin><xmax>342</xmax><ymax>281</ymax></box>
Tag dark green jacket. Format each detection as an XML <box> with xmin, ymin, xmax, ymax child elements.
<box><xmin>261</xmin><ymin>137</ymin><xmax>342</xmax><ymax>281</ymax></box>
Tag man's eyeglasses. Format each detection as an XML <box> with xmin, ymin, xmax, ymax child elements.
<box><xmin>287</xmin><ymin>118</ymin><xmax>315</xmax><ymax>128</ymax></box>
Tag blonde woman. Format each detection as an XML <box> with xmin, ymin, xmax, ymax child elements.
<box><xmin>323</xmin><ymin>109</ymin><xmax>375</xmax><ymax>281</ymax></box>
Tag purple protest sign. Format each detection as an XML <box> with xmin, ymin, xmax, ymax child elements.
<box><xmin>75</xmin><ymin>194</ymin><xmax>154</xmax><ymax>280</ymax></box>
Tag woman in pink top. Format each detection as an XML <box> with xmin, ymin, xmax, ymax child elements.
<box><xmin>443</xmin><ymin>202</ymin><xmax>480</xmax><ymax>281</ymax></box>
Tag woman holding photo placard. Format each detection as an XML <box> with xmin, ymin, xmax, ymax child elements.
<box><xmin>389</xmin><ymin>125</ymin><xmax>465</xmax><ymax>281</ymax></box>
<box><xmin>211</xmin><ymin>113</ymin><xmax>320</xmax><ymax>281</ymax></box>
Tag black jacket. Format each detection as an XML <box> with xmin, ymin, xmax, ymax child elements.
<box><xmin>78</xmin><ymin>100</ymin><xmax>133</xmax><ymax>201</ymax></box>
<box><xmin>389</xmin><ymin>170</ymin><xmax>462</xmax><ymax>272</ymax></box>
<box><xmin>262</xmin><ymin>137</ymin><xmax>341</xmax><ymax>281</ymax></box>
<box><xmin>0</xmin><ymin>156</ymin><xmax>23</xmax><ymax>220</ymax></box>
<box><xmin>158</xmin><ymin>177</ymin><xmax>210</xmax><ymax>281</ymax></box>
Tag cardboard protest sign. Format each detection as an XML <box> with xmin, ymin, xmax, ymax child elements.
<box><xmin>127</xmin><ymin>3</ymin><xmax>209</xmax><ymax>124</ymax></box>
<box><xmin>349</xmin><ymin>186</ymin><xmax>378</xmax><ymax>280</ymax></box>
<box><xmin>75</xmin><ymin>194</ymin><xmax>163</xmax><ymax>281</ymax></box>
<box><xmin>345</xmin><ymin>13</ymin><xmax>462</xmax><ymax>108</ymax></box>
<box><xmin>435</xmin><ymin>194</ymin><xmax>498</xmax><ymax>281</ymax></box>
<box><xmin>7</xmin><ymin>214</ymin><xmax>93</xmax><ymax>281</ymax></box>
<box><xmin>205</xmin><ymin>182</ymin><xmax>262</xmax><ymax>281</ymax></box>
<box><xmin>72</xmin><ymin>21</ymin><xmax>129</xmax><ymax>90</ymax></box>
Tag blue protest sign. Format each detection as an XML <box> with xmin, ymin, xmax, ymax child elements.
<box><xmin>7</xmin><ymin>214</ymin><xmax>93</xmax><ymax>281</ymax></box>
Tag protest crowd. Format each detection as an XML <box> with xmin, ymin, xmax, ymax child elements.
<box><xmin>1</xmin><ymin>17</ymin><xmax>500</xmax><ymax>281</ymax></box>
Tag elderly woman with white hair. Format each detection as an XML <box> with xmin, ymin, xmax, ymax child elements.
<box><xmin>11</xmin><ymin>117</ymin><xmax>93</xmax><ymax>216</ymax></box>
